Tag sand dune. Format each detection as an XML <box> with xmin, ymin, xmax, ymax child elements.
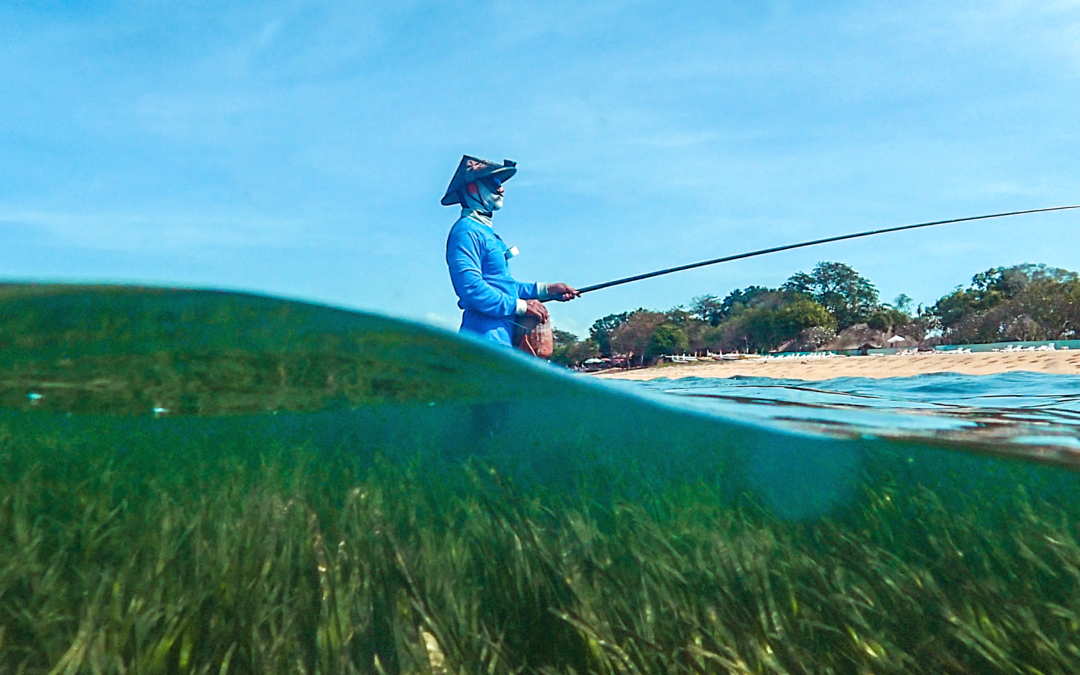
<box><xmin>593</xmin><ymin>350</ymin><xmax>1080</xmax><ymax>381</ymax></box>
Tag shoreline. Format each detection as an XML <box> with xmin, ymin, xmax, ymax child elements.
<box><xmin>591</xmin><ymin>349</ymin><xmax>1080</xmax><ymax>381</ymax></box>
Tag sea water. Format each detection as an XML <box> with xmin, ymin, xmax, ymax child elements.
<box><xmin>627</xmin><ymin>371</ymin><xmax>1080</xmax><ymax>458</ymax></box>
<box><xmin>3</xmin><ymin>285</ymin><xmax>1080</xmax><ymax>673</ymax></box>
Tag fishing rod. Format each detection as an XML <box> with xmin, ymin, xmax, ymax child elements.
<box><xmin>576</xmin><ymin>205</ymin><xmax>1080</xmax><ymax>295</ymax></box>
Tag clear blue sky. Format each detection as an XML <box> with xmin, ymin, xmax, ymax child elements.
<box><xmin>3</xmin><ymin>1</ymin><xmax>1079</xmax><ymax>338</ymax></box>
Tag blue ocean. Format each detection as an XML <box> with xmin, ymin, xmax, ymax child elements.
<box><xmin>3</xmin><ymin>285</ymin><xmax>1080</xmax><ymax>673</ymax></box>
<box><xmin>626</xmin><ymin>371</ymin><xmax>1080</xmax><ymax>460</ymax></box>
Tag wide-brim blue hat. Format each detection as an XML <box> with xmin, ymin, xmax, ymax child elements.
<box><xmin>440</xmin><ymin>155</ymin><xmax>518</xmax><ymax>206</ymax></box>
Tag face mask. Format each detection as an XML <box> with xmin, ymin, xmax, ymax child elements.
<box><xmin>465</xmin><ymin>178</ymin><xmax>504</xmax><ymax>212</ymax></box>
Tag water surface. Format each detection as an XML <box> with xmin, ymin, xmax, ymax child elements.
<box><xmin>4</xmin><ymin>284</ymin><xmax>1080</xmax><ymax>674</ymax></box>
<box><xmin>625</xmin><ymin>372</ymin><xmax>1080</xmax><ymax>462</ymax></box>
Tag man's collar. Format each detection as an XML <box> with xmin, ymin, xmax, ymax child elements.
<box><xmin>461</xmin><ymin>208</ymin><xmax>493</xmax><ymax>227</ymax></box>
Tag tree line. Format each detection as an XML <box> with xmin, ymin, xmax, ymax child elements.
<box><xmin>552</xmin><ymin>262</ymin><xmax>1080</xmax><ymax>367</ymax></box>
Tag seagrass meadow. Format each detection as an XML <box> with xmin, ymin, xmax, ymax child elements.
<box><xmin>3</xmin><ymin>284</ymin><xmax>1080</xmax><ymax>674</ymax></box>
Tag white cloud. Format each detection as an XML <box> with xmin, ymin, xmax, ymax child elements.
<box><xmin>624</xmin><ymin>131</ymin><xmax>721</xmax><ymax>149</ymax></box>
<box><xmin>948</xmin><ymin>0</ymin><xmax>1080</xmax><ymax>69</ymax></box>
<box><xmin>0</xmin><ymin>210</ymin><xmax>311</xmax><ymax>252</ymax></box>
<box><xmin>256</xmin><ymin>18</ymin><xmax>284</xmax><ymax>50</ymax></box>
<box><xmin>423</xmin><ymin>312</ymin><xmax>459</xmax><ymax>330</ymax></box>
<box><xmin>942</xmin><ymin>181</ymin><xmax>1051</xmax><ymax>201</ymax></box>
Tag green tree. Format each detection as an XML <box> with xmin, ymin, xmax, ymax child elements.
<box><xmin>610</xmin><ymin>310</ymin><xmax>666</xmax><ymax>364</ymax></box>
<box><xmin>935</xmin><ymin>264</ymin><xmax>1070</xmax><ymax>329</ymax></box>
<box><xmin>932</xmin><ymin>265</ymin><xmax>1032</xmax><ymax>336</ymax></box>
<box><xmin>930</xmin><ymin>264</ymin><xmax>1080</xmax><ymax>343</ymax></box>
<box><xmin>867</xmin><ymin>305</ymin><xmax>912</xmax><ymax>333</ymax></box>
<box><xmin>893</xmin><ymin>293</ymin><xmax>914</xmax><ymax>314</ymax></box>
<box><xmin>664</xmin><ymin>305</ymin><xmax>712</xmax><ymax>354</ymax></box>
<box><xmin>783</xmin><ymin>262</ymin><xmax>880</xmax><ymax>329</ymax></box>
<box><xmin>737</xmin><ymin>308</ymin><xmax>780</xmax><ymax>353</ymax></box>
<box><xmin>550</xmin><ymin>329</ymin><xmax>599</xmax><ymax>367</ymax></box>
<box><xmin>588</xmin><ymin>312</ymin><xmax>629</xmax><ymax>357</ymax></box>
<box><xmin>664</xmin><ymin>306</ymin><xmax>695</xmax><ymax>328</ymax></box>
<box><xmin>1020</xmin><ymin>278</ymin><xmax>1080</xmax><ymax>338</ymax></box>
<box><xmin>689</xmin><ymin>295</ymin><xmax>724</xmax><ymax>326</ymax></box>
<box><xmin>774</xmin><ymin>299</ymin><xmax>836</xmax><ymax>338</ymax></box>
<box><xmin>719</xmin><ymin>285</ymin><xmax>775</xmax><ymax>318</ymax></box>
<box><xmin>715</xmin><ymin>297</ymin><xmax>834</xmax><ymax>353</ymax></box>
<box><xmin>647</xmin><ymin>323</ymin><xmax>689</xmax><ymax>359</ymax></box>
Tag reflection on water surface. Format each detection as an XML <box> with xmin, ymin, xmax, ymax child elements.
<box><xmin>629</xmin><ymin>373</ymin><xmax>1080</xmax><ymax>466</ymax></box>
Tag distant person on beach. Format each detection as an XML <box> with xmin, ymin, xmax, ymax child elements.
<box><xmin>442</xmin><ymin>155</ymin><xmax>579</xmax><ymax>347</ymax></box>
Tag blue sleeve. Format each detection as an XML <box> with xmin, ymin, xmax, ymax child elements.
<box><xmin>517</xmin><ymin>280</ymin><xmax>540</xmax><ymax>301</ymax></box>
<box><xmin>446</xmin><ymin>227</ymin><xmax>522</xmax><ymax>318</ymax></box>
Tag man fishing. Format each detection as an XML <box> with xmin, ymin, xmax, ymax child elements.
<box><xmin>443</xmin><ymin>155</ymin><xmax>580</xmax><ymax>348</ymax></box>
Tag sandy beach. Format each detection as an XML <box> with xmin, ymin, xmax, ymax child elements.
<box><xmin>593</xmin><ymin>350</ymin><xmax>1080</xmax><ymax>381</ymax></box>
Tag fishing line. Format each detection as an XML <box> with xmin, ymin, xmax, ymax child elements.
<box><xmin>576</xmin><ymin>205</ymin><xmax>1080</xmax><ymax>295</ymax></box>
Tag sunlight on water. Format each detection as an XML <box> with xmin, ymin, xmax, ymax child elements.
<box><xmin>626</xmin><ymin>372</ymin><xmax>1080</xmax><ymax>466</ymax></box>
<box><xmin>3</xmin><ymin>284</ymin><xmax>1080</xmax><ymax>673</ymax></box>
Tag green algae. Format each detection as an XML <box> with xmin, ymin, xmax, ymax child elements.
<box><xmin>3</xmin><ymin>418</ymin><xmax>1080</xmax><ymax>674</ymax></box>
<box><xmin>3</xmin><ymin>283</ymin><xmax>1080</xmax><ymax>673</ymax></box>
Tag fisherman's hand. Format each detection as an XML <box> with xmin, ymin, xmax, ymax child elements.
<box><xmin>547</xmin><ymin>283</ymin><xmax>581</xmax><ymax>302</ymax></box>
<box><xmin>524</xmin><ymin>299</ymin><xmax>549</xmax><ymax>322</ymax></box>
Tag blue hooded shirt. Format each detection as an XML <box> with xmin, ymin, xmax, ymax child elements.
<box><xmin>446</xmin><ymin>211</ymin><xmax>541</xmax><ymax>346</ymax></box>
